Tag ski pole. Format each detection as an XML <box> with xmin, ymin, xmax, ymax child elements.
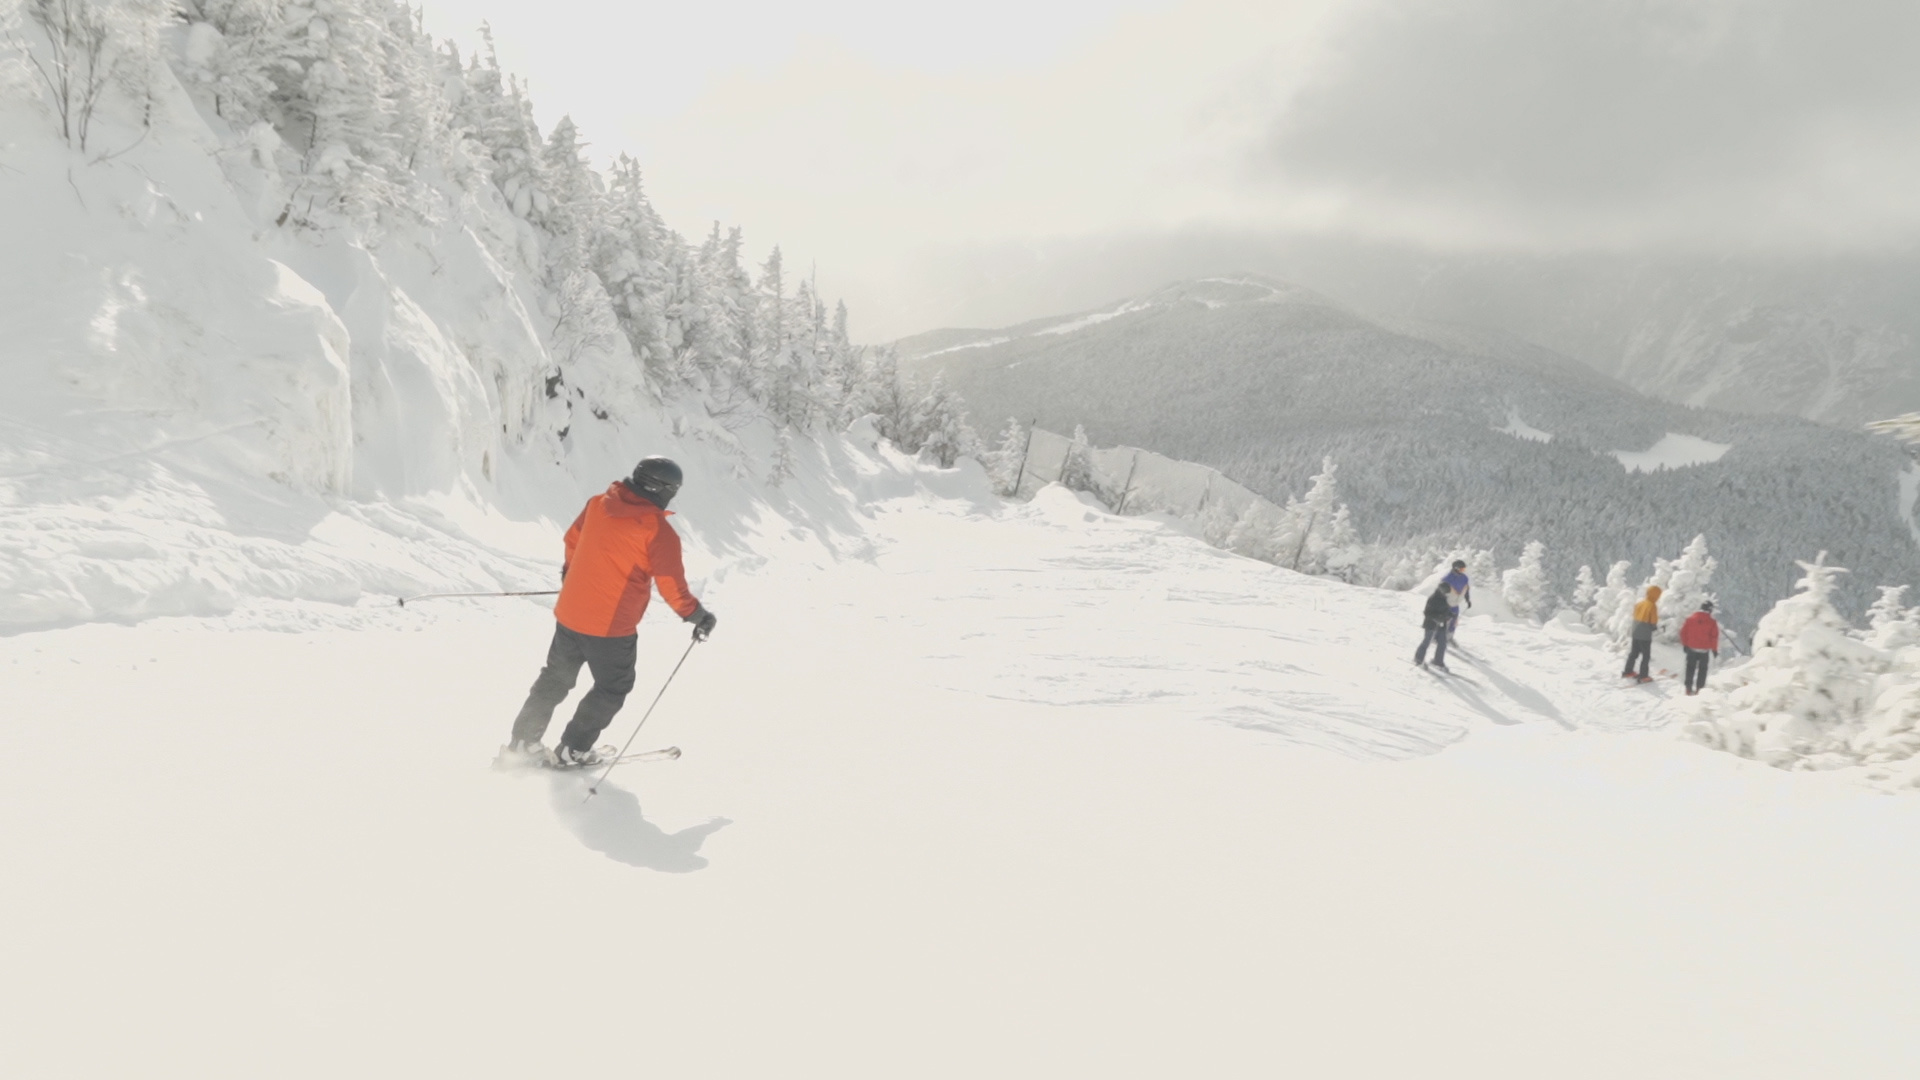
<box><xmin>395</xmin><ymin>590</ymin><xmax>559</xmax><ymax>607</ymax></box>
<box><xmin>586</xmin><ymin>637</ymin><xmax>700</xmax><ymax>800</ymax></box>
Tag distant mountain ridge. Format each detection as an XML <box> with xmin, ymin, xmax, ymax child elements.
<box><xmin>1370</xmin><ymin>255</ymin><xmax>1920</xmax><ymax>428</ymax></box>
<box><xmin>899</xmin><ymin>276</ymin><xmax>1920</xmax><ymax>631</ymax></box>
<box><xmin>907</xmin><ymin>238</ymin><xmax>1920</xmax><ymax>428</ymax></box>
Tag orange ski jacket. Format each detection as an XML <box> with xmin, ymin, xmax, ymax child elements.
<box><xmin>552</xmin><ymin>481</ymin><xmax>700</xmax><ymax>638</ymax></box>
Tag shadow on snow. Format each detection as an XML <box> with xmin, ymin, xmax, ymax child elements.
<box><xmin>546</xmin><ymin>771</ymin><xmax>731</xmax><ymax>873</ymax></box>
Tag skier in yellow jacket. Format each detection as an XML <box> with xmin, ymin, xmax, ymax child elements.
<box><xmin>1622</xmin><ymin>585</ymin><xmax>1661</xmax><ymax>683</ymax></box>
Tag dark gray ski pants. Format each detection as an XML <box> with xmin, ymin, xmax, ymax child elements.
<box><xmin>510</xmin><ymin>623</ymin><xmax>638</xmax><ymax>752</ymax></box>
<box><xmin>1684</xmin><ymin>648</ymin><xmax>1711</xmax><ymax>692</ymax></box>
<box><xmin>1624</xmin><ymin>636</ymin><xmax>1653</xmax><ymax>679</ymax></box>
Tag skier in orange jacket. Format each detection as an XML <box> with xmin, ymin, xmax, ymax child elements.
<box><xmin>1622</xmin><ymin>585</ymin><xmax>1660</xmax><ymax>683</ymax></box>
<box><xmin>507</xmin><ymin>457</ymin><xmax>717</xmax><ymax>766</ymax></box>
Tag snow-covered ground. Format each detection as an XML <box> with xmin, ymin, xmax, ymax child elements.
<box><xmin>1495</xmin><ymin>408</ymin><xmax>1553</xmax><ymax>443</ymax></box>
<box><xmin>8</xmin><ymin>447</ymin><xmax>1920</xmax><ymax>1079</ymax></box>
<box><xmin>6</xmin><ymin>12</ymin><xmax>1917</xmax><ymax>1075</ymax></box>
<box><xmin>1613</xmin><ymin>432</ymin><xmax>1734</xmax><ymax>473</ymax></box>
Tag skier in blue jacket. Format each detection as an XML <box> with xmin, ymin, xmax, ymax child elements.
<box><xmin>1442</xmin><ymin>559</ymin><xmax>1472</xmax><ymax>636</ymax></box>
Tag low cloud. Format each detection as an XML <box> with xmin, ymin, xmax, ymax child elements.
<box><xmin>424</xmin><ymin>0</ymin><xmax>1920</xmax><ymax>337</ymax></box>
<box><xmin>1262</xmin><ymin>0</ymin><xmax>1920</xmax><ymax>249</ymax></box>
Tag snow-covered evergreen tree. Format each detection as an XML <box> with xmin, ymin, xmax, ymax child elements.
<box><xmin>747</xmin><ymin>246</ymin><xmax>821</xmax><ymax>431</ymax></box>
<box><xmin>1863</xmin><ymin>586</ymin><xmax>1920</xmax><ymax>651</ymax></box>
<box><xmin>814</xmin><ymin>299</ymin><xmax>861</xmax><ymax>427</ymax></box>
<box><xmin>592</xmin><ymin>153</ymin><xmax>676</xmax><ymax>390</ymax></box>
<box><xmin>10</xmin><ymin>0</ymin><xmax>943</xmax><ymax>496</ymax></box>
<box><xmin>911</xmin><ymin>375</ymin><xmax>976</xmax><ymax>468</ymax></box>
<box><xmin>463</xmin><ymin>34</ymin><xmax>549</xmax><ymax>230</ymax></box>
<box><xmin>1374</xmin><ymin>546</ymin><xmax>1440</xmax><ymax>592</ymax></box>
<box><xmin>986</xmin><ymin>418</ymin><xmax>1028</xmax><ymax>496</ymax></box>
<box><xmin>1686</xmin><ymin>555</ymin><xmax>1885</xmax><ymax>768</ymax></box>
<box><xmin>686</xmin><ymin>224</ymin><xmax>757</xmax><ymax>417</ymax></box>
<box><xmin>1197</xmin><ymin>482</ymin><xmax>1237</xmax><ymax>548</ymax></box>
<box><xmin>291</xmin><ymin>0</ymin><xmax>413</xmax><ymax>224</ymax></box>
<box><xmin>1604</xmin><ymin>575</ymin><xmax>1647</xmax><ymax>647</ymax></box>
<box><xmin>1502</xmin><ymin>540</ymin><xmax>1552</xmax><ymax>622</ymax></box>
<box><xmin>180</xmin><ymin>0</ymin><xmax>299</xmax><ymax>129</ymax></box>
<box><xmin>1590</xmin><ymin>560</ymin><xmax>1635</xmax><ymax>642</ymax></box>
<box><xmin>1226</xmin><ymin>501</ymin><xmax>1288</xmax><ymax>563</ymax></box>
<box><xmin>1292</xmin><ymin>457</ymin><xmax>1340</xmax><ymax>538</ymax></box>
<box><xmin>768</xmin><ymin>427</ymin><xmax>796</xmax><ymax>486</ymax></box>
<box><xmin>1569</xmin><ymin>564</ymin><xmax>1598</xmax><ymax>616</ymax></box>
<box><xmin>1059</xmin><ymin>425</ymin><xmax>1097</xmax><ymax>498</ymax></box>
<box><xmin>861</xmin><ymin>347</ymin><xmax>916</xmax><ymax>450</ymax></box>
<box><xmin>1657</xmin><ymin>534</ymin><xmax>1718</xmax><ymax>638</ymax></box>
<box><xmin>1288</xmin><ymin>457</ymin><xmax>1362</xmax><ymax>579</ymax></box>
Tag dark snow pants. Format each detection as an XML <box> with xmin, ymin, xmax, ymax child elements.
<box><xmin>1624</xmin><ymin>637</ymin><xmax>1653</xmax><ymax>679</ymax></box>
<box><xmin>1415</xmin><ymin>621</ymin><xmax>1449</xmax><ymax>666</ymax></box>
<box><xmin>510</xmin><ymin>623</ymin><xmax>638</xmax><ymax>752</ymax></box>
<box><xmin>1684</xmin><ymin>648</ymin><xmax>1711</xmax><ymax>693</ymax></box>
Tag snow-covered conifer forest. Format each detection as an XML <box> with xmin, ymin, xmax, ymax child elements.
<box><xmin>903</xmin><ymin>278</ymin><xmax>1920</xmax><ymax>633</ymax></box>
<box><xmin>9</xmin><ymin>3</ymin><xmax>1920</xmax><ymax>1077</ymax></box>
<box><xmin>0</xmin><ymin>0</ymin><xmax>974</xmax><ymax>633</ymax></box>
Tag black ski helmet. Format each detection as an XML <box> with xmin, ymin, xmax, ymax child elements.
<box><xmin>629</xmin><ymin>456</ymin><xmax>683</xmax><ymax>508</ymax></box>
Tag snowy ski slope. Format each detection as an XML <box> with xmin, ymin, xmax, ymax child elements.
<box><xmin>6</xmin><ymin>444</ymin><xmax>1920</xmax><ymax>1079</ymax></box>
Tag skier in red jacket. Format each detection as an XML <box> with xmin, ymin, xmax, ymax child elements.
<box><xmin>1679</xmin><ymin>601</ymin><xmax>1720</xmax><ymax>695</ymax></box>
<box><xmin>505</xmin><ymin>457</ymin><xmax>718</xmax><ymax>766</ymax></box>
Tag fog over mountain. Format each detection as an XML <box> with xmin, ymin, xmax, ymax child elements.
<box><xmin>411</xmin><ymin>0</ymin><xmax>1920</xmax><ymax>358</ymax></box>
<box><xmin>897</xmin><ymin>237</ymin><xmax>1920</xmax><ymax>429</ymax></box>
<box><xmin>900</xmin><ymin>277</ymin><xmax>1920</xmax><ymax>632</ymax></box>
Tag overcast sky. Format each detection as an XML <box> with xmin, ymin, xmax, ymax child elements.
<box><xmin>418</xmin><ymin>0</ymin><xmax>1920</xmax><ymax>340</ymax></box>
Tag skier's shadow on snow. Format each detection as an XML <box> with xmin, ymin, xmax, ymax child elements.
<box><xmin>1427</xmin><ymin>666</ymin><xmax>1522</xmax><ymax>727</ymax></box>
<box><xmin>545</xmin><ymin>774</ymin><xmax>731</xmax><ymax>873</ymax></box>
<box><xmin>1454</xmin><ymin>652</ymin><xmax>1575</xmax><ymax>731</ymax></box>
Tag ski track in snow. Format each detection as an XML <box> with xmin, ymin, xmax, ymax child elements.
<box><xmin>1034</xmin><ymin>300</ymin><xmax>1151</xmax><ymax>336</ymax></box>
<box><xmin>914</xmin><ymin>335</ymin><xmax>1010</xmax><ymax>359</ymax></box>
<box><xmin>867</xmin><ymin>487</ymin><xmax>1665</xmax><ymax>760</ymax></box>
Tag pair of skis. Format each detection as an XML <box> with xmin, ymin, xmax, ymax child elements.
<box><xmin>548</xmin><ymin>745</ymin><xmax>682</xmax><ymax>771</ymax></box>
<box><xmin>493</xmin><ymin>745</ymin><xmax>682</xmax><ymax>772</ymax></box>
<box><xmin>1417</xmin><ymin>662</ymin><xmax>1478</xmax><ymax>685</ymax></box>
<box><xmin>549</xmin><ymin>745</ymin><xmax>683</xmax><ymax>768</ymax></box>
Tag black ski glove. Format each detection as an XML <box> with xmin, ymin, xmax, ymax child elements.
<box><xmin>686</xmin><ymin>605</ymin><xmax>718</xmax><ymax>641</ymax></box>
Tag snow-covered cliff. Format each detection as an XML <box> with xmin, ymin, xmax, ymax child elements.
<box><xmin>0</xmin><ymin>0</ymin><xmax>966</xmax><ymax>632</ymax></box>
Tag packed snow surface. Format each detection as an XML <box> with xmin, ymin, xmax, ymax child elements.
<box><xmin>7</xmin><ymin>448</ymin><xmax>1920</xmax><ymax>1078</ymax></box>
<box><xmin>1613</xmin><ymin>432</ymin><xmax>1733</xmax><ymax>472</ymax></box>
